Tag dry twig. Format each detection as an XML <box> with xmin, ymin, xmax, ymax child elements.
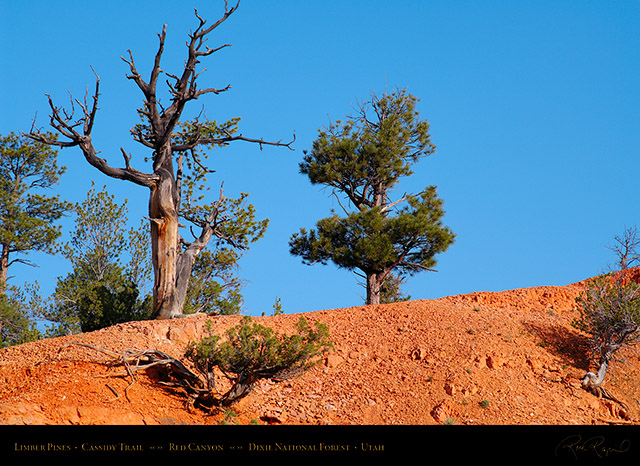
<box><xmin>59</xmin><ymin>341</ymin><xmax>206</xmax><ymax>405</ymax></box>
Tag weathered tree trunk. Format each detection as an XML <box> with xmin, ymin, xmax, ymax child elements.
<box><xmin>364</xmin><ymin>178</ymin><xmax>387</xmax><ymax>306</ymax></box>
<box><xmin>29</xmin><ymin>3</ymin><xmax>293</xmax><ymax>320</ymax></box>
<box><xmin>149</xmin><ymin>167</ymin><xmax>182</xmax><ymax>319</ymax></box>
<box><xmin>581</xmin><ymin>352</ymin><xmax>612</xmax><ymax>395</ymax></box>
<box><xmin>0</xmin><ymin>244</ymin><xmax>9</xmax><ymax>292</ymax></box>
<box><xmin>0</xmin><ymin>244</ymin><xmax>7</xmax><ymax>341</ymax></box>
<box><xmin>149</xmin><ymin>150</ymin><xmax>222</xmax><ymax>318</ymax></box>
<box><xmin>366</xmin><ymin>273</ymin><xmax>381</xmax><ymax>305</ymax></box>
<box><xmin>220</xmin><ymin>371</ymin><xmax>255</xmax><ymax>406</ymax></box>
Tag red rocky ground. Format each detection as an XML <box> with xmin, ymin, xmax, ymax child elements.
<box><xmin>1</xmin><ymin>269</ymin><xmax>640</xmax><ymax>426</ymax></box>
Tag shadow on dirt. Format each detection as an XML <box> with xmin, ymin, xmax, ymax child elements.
<box><xmin>522</xmin><ymin>322</ymin><xmax>591</xmax><ymax>371</ymax></box>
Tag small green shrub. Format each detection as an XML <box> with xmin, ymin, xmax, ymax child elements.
<box><xmin>219</xmin><ymin>409</ymin><xmax>239</xmax><ymax>425</ymax></box>
<box><xmin>479</xmin><ymin>399</ymin><xmax>490</xmax><ymax>408</ymax></box>
<box><xmin>185</xmin><ymin>316</ymin><xmax>333</xmax><ymax>407</ymax></box>
<box><xmin>263</xmin><ymin>297</ymin><xmax>284</xmax><ymax>316</ymax></box>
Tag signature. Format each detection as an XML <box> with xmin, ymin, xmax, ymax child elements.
<box><xmin>555</xmin><ymin>435</ymin><xmax>631</xmax><ymax>459</ymax></box>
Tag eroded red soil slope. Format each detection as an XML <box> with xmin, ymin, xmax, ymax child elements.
<box><xmin>2</xmin><ymin>270</ymin><xmax>640</xmax><ymax>426</ymax></box>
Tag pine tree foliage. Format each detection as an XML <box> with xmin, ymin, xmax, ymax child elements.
<box><xmin>0</xmin><ymin>286</ymin><xmax>42</xmax><ymax>348</ymax></box>
<box><xmin>290</xmin><ymin>89</ymin><xmax>455</xmax><ymax>305</ymax></box>
<box><xmin>185</xmin><ymin>316</ymin><xmax>333</xmax><ymax>406</ymax></box>
<box><xmin>43</xmin><ymin>185</ymin><xmax>252</xmax><ymax>334</ymax></box>
<box><xmin>0</xmin><ymin>132</ymin><xmax>71</xmax><ymax>288</ymax></box>
<box><xmin>183</xmin><ymin>248</ymin><xmax>244</xmax><ymax>315</ymax></box>
<box><xmin>45</xmin><ymin>185</ymin><xmax>153</xmax><ymax>334</ymax></box>
<box><xmin>0</xmin><ymin>132</ymin><xmax>70</xmax><ymax>345</ymax></box>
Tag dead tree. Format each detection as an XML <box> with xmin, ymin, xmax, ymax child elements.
<box><xmin>608</xmin><ymin>225</ymin><xmax>640</xmax><ymax>271</ymax></box>
<box><xmin>30</xmin><ymin>1</ymin><xmax>293</xmax><ymax>319</ymax></box>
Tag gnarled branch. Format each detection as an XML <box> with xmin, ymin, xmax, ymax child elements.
<box><xmin>29</xmin><ymin>71</ymin><xmax>158</xmax><ymax>188</ymax></box>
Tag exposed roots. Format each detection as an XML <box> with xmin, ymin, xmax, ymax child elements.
<box><xmin>58</xmin><ymin>341</ymin><xmax>212</xmax><ymax>409</ymax></box>
<box><xmin>582</xmin><ymin>371</ymin><xmax>631</xmax><ymax>416</ymax></box>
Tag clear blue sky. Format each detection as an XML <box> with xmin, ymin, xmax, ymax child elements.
<box><xmin>1</xmin><ymin>1</ymin><xmax>639</xmax><ymax>316</ymax></box>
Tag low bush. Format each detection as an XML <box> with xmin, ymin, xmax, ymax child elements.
<box><xmin>185</xmin><ymin>316</ymin><xmax>333</xmax><ymax>407</ymax></box>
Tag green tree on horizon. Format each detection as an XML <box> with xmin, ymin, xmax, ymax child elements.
<box><xmin>0</xmin><ymin>132</ymin><xmax>71</xmax><ymax>291</ymax></box>
<box><xmin>41</xmin><ymin>184</ymin><xmax>255</xmax><ymax>335</ymax></box>
<box><xmin>289</xmin><ymin>89</ymin><xmax>455</xmax><ymax>305</ymax></box>
<box><xmin>0</xmin><ymin>131</ymin><xmax>70</xmax><ymax>345</ymax></box>
<box><xmin>0</xmin><ymin>286</ymin><xmax>42</xmax><ymax>348</ymax></box>
<box><xmin>44</xmin><ymin>185</ymin><xmax>153</xmax><ymax>335</ymax></box>
<box><xmin>183</xmin><ymin>248</ymin><xmax>245</xmax><ymax>316</ymax></box>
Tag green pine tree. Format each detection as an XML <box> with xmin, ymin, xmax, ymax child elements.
<box><xmin>183</xmin><ymin>248</ymin><xmax>244</xmax><ymax>316</ymax></box>
<box><xmin>0</xmin><ymin>285</ymin><xmax>42</xmax><ymax>348</ymax></box>
<box><xmin>45</xmin><ymin>185</ymin><xmax>152</xmax><ymax>334</ymax></box>
<box><xmin>0</xmin><ymin>132</ymin><xmax>71</xmax><ymax>290</ymax></box>
<box><xmin>0</xmin><ymin>132</ymin><xmax>70</xmax><ymax>345</ymax></box>
<box><xmin>290</xmin><ymin>89</ymin><xmax>455</xmax><ymax>305</ymax></box>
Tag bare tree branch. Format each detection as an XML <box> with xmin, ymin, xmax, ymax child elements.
<box><xmin>29</xmin><ymin>2</ymin><xmax>294</xmax><ymax>319</ymax></box>
<box><xmin>608</xmin><ymin>225</ymin><xmax>640</xmax><ymax>270</ymax></box>
<box><xmin>29</xmin><ymin>72</ymin><xmax>158</xmax><ymax>188</ymax></box>
<box><xmin>193</xmin><ymin>131</ymin><xmax>296</xmax><ymax>152</ymax></box>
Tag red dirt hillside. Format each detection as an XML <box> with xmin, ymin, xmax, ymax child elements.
<box><xmin>2</xmin><ymin>269</ymin><xmax>640</xmax><ymax>426</ymax></box>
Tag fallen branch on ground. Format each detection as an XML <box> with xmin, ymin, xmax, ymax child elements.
<box><xmin>58</xmin><ymin>341</ymin><xmax>209</xmax><ymax>407</ymax></box>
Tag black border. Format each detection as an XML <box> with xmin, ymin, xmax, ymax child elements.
<box><xmin>2</xmin><ymin>425</ymin><xmax>639</xmax><ymax>461</ymax></box>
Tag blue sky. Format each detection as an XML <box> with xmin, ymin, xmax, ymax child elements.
<box><xmin>1</xmin><ymin>1</ymin><xmax>639</xmax><ymax>316</ymax></box>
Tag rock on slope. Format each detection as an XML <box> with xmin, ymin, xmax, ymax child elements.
<box><xmin>1</xmin><ymin>270</ymin><xmax>640</xmax><ymax>426</ymax></box>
